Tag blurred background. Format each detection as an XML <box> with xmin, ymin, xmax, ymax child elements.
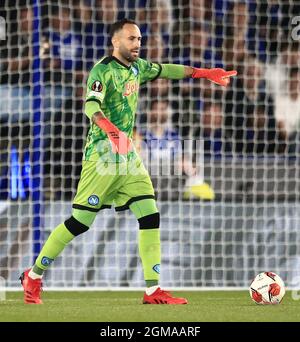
<box><xmin>1</xmin><ymin>0</ymin><xmax>300</xmax><ymax>289</ymax></box>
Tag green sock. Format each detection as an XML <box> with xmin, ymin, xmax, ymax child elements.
<box><xmin>33</xmin><ymin>223</ymin><xmax>75</xmax><ymax>275</ymax></box>
<box><xmin>129</xmin><ymin>199</ymin><xmax>161</xmax><ymax>287</ymax></box>
<box><xmin>146</xmin><ymin>280</ymin><xmax>159</xmax><ymax>287</ymax></box>
<box><xmin>138</xmin><ymin>229</ymin><xmax>161</xmax><ymax>287</ymax></box>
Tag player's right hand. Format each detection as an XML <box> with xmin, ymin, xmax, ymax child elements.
<box><xmin>94</xmin><ymin>114</ymin><xmax>133</xmax><ymax>155</ymax></box>
<box><xmin>109</xmin><ymin>130</ymin><xmax>133</xmax><ymax>155</ymax></box>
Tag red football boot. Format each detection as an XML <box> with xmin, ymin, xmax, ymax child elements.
<box><xmin>143</xmin><ymin>287</ymin><xmax>188</xmax><ymax>304</ymax></box>
<box><xmin>19</xmin><ymin>269</ymin><xmax>43</xmax><ymax>304</ymax></box>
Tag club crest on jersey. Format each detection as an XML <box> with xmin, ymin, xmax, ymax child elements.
<box><xmin>88</xmin><ymin>195</ymin><xmax>99</xmax><ymax>206</ymax></box>
<box><xmin>91</xmin><ymin>81</ymin><xmax>103</xmax><ymax>92</ymax></box>
<box><xmin>131</xmin><ymin>66</ymin><xmax>138</xmax><ymax>76</ymax></box>
<box><xmin>123</xmin><ymin>80</ymin><xmax>139</xmax><ymax>96</ymax></box>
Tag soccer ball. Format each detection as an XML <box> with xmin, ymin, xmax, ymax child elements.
<box><xmin>249</xmin><ymin>272</ymin><xmax>285</xmax><ymax>305</ymax></box>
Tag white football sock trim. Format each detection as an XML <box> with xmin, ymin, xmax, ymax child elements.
<box><xmin>145</xmin><ymin>285</ymin><xmax>159</xmax><ymax>296</ymax></box>
<box><xmin>28</xmin><ymin>269</ymin><xmax>43</xmax><ymax>280</ymax></box>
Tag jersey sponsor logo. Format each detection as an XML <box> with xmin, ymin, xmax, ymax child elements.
<box><xmin>88</xmin><ymin>195</ymin><xmax>99</xmax><ymax>206</ymax></box>
<box><xmin>91</xmin><ymin>80</ymin><xmax>103</xmax><ymax>92</ymax></box>
<box><xmin>152</xmin><ymin>264</ymin><xmax>160</xmax><ymax>274</ymax></box>
<box><xmin>41</xmin><ymin>256</ymin><xmax>54</xmax><ymax>267</ymax></box>
<box><xmin>123</xmin><ymin>80</ymin><xmax>139</xmax><ymax>97</ymax></box>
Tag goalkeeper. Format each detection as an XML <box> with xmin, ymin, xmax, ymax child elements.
<box><xmin>20</xmin><ymin>19</ymin><xmax>237</xmax><ymax>304</ymax></box>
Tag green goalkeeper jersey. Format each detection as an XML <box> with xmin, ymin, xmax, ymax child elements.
<box><xmin>84</xmin><ymin>56</ymin><xmax>162</xmax><ymax>161</ymax></box>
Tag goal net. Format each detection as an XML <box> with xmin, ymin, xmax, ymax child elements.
<box><xmin>1</xmin><ymin>0</ymin><xmax>300</xmax><ymax>289</ymax></box>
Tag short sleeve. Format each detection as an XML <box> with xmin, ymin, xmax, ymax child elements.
<box><xmin>137</xmin><ymin>58</ymin><xmax>162</xmax><ymax>85</ymax></box>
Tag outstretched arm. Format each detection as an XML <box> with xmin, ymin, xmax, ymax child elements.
<box><xmin>159</xmin><ymin>64</ymin><xmax>237</xmax><ymax>87</ymax></box>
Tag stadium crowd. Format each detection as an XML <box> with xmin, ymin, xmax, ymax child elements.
<box><xmin>1</xmin><ymin>0</ymin><xmax>300</xmax><ymax>200</ymax></box>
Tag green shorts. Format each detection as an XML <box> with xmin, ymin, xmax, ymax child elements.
<box><xmin>72</xmin><ymin>155</ymin><xmax>155</xmax><ymax>212</ymax></box>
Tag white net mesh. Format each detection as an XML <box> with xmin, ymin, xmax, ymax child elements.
<box><xmin>1</xmin><ymin>0</ymin><xmax>300</xmax><ymax>288</ymax></box>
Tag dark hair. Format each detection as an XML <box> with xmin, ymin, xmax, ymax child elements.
<box><xmin>50</xmin><ymin>4</ymin><xmax>70</xmax><ymax>16</ymax></box>
<box><xmin>109</xmin><ymin>18</ymin><xmax>138</xmax><ymax>38</ymax></box>
<box><xmin>289</xmin><ymin>66</ymin><xmax>300</xmax><ymax>78</ymax></box>
<box><xmin>202</xmin><ymin>101</ymin><xmax>223</xmax><ymax>113</ymax></box>
<box><xmin>150</xmin><ymin>99</ymin><xmax>169</xmax><ymax>110</ymax></box>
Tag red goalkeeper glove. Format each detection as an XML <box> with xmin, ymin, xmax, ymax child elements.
<box><xmin>94</xmin><ymin>116</ymin><xmax>133</xmax><ymax>155</ymax></box>
<box><xmin>192</xmin><ymin>68</ymin><xmax>237</xmax><ymax>87</ymax></box>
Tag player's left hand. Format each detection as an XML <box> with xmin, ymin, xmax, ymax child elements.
<box><xmin>192</xmin><ymin>68</ymin><xmax>237</xmax><ymax>87</ymax></box>
<box><xmin>207</xmin><ymin>68</ymin><xmax>237</xmax><ymax>86</ymax></box>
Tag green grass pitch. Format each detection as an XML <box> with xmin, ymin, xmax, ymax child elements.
<box><xmin>0</xmin><ymin>291</ymin><xmax>299</xmax><ymax>322</ymax></box>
